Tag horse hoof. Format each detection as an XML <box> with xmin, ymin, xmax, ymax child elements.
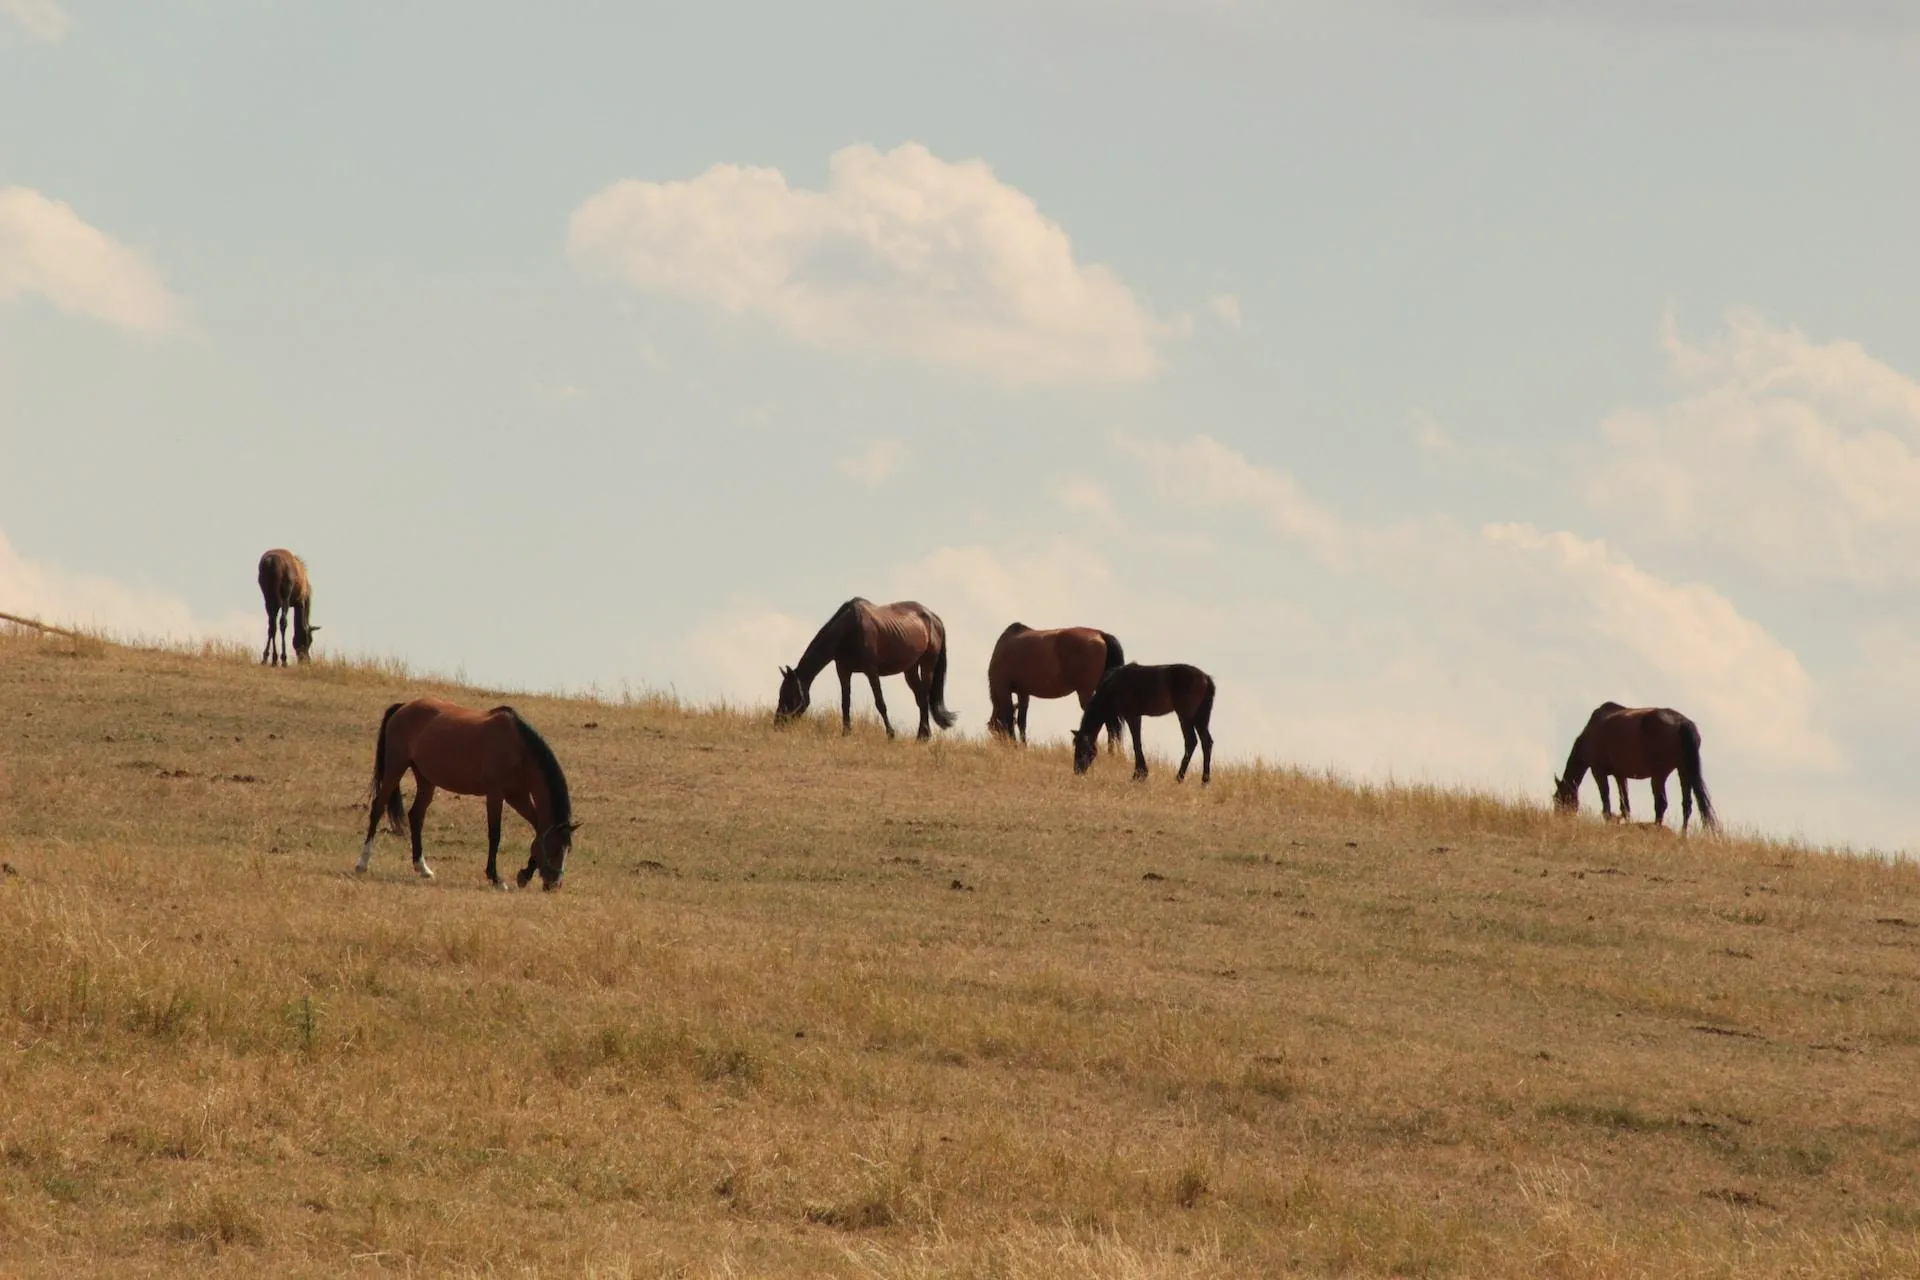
<box><xmin>413</xmin><ymin>863</ymin><xmax>434</xmax><ymax>880</ymax></box>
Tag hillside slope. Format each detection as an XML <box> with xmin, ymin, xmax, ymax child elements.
<box><xmin>3</xmin><ymin>629</ymin><xmax>1919</xmax><ymax>1278</ymax></box>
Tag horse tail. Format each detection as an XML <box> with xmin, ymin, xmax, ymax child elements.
<box><xmin>503</xmin><ymin>708</ymin><xmax>572</xmax><ymax>829</ymax></box>
<box><xmin>370</xmin><ymin>701</ymin><xmax>405</xmax><ymax>835</ymax></box>
<box><xmin>928</xmin><ymin>627</ymin><xmax>958</xmax><ymax>730</ymax></box>
<box><xmin>1680</xmin><ymin>720</ymin><xmax>1716</xmax><ymax>830</ymax></box>
<box><xmin>1099</xmin><ymin>631</ymin><xmax>1125</xmax><ymax>672</ymax></box>
<box><xmin>1196</xmin><ymin>672</ymin><xmax>1217</xmax><ymax>727</ymax></box>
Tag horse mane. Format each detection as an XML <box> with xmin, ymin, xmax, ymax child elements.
<box><xmin>793</xmin><ymin>598</ymin><xmax>863</xmax><ymax>679</ymax></box>
<box><xmin>1077</xmin><ymin>664</ymin><xmax>1131</xmax><ymax>739</ymax></box>
<box><xmin>493</xmin><ymin>706</ymin><xmax>572</xmax><ymax>828</ymax></box>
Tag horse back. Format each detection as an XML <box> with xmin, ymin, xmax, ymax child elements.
<box><xmin>1582</xmin><ymin>704</ymin><xmax>1690</xmax><ymax>778</ymax></box>
<box><xmin>990</xmin><ymin>625</ymin><xmax>1106</xmax><ymax>697</ymax></box>
<box><xmin>385</xmin><ymin>698</ymin><xmax>527</xmax><ymax>796</ymax></box>
<box><xmin>257</xmin><ymin>549</ymin><xmax>309</xmax><ymax>608</ymax></box>
<box><xmin>861</xmin><ymin>600</ymin><xmax>941</xmax><ymax>675</ymax></box>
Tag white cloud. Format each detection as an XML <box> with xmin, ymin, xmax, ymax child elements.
<box><xmin>1055</xmin><ymin>476</ymin><xmax>1119</xmax><ymax>526</ymax></box>
<box><xmin>569</xmin><ymin>142</ymin><xmax>1165</xmax><ymax>385</ymax></box>
<box><xmin>1586</xmin><ymin>311</ymin><xmax>1920</xmax><ymax>587</ymax></box>
<box><xmin>1206</xmin><ymin>292</ymin><xmax>1242</xmax><ymax>328</ymax></box>
<box><xmin>0</xmin><ymin>530</ymin><xmax>254</xmax><ymax>644</ymax></box>
<box><xmin>684</xmin><ymin>604</ymin><xmax>816</xmax><ymax>704</ymax></box>
<box><xmin>1410</xmin><ymin>409</ymin><xmax>1455</xmax><ymax>454</ymax></box>
<box><xmin>1122</xmin><ymin>434</ymin><xmax>1353</xmax><ymax>565</ymax></box>
<box><xmin>838</xmin><ymin>439</ymin><xmax>907</xmax><ymax>487</ymax></box>
<box><xmin>0</xmin><ymin>188</ymin><xmax>181</xmax><ymax>333</ymax></box>
<box><xmin>1120</xmin><ymin>434</ymin><xmax>1838</xmax><ymax>778</ymax></box>
<box><xmin>0</xmin><ymin>0</ymin><xmax>67</xmax><ymax>42</ymax></box>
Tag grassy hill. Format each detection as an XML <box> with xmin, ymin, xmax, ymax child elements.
<box><xmin>3</xmin><ymin>626</ymin><xmax>1919</xmax><ymax>1278</ymax></box>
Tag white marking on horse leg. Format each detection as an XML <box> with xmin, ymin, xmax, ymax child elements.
<box><xmin>356</xmin><ymin>841</ymin><xmax>373</xmax><ymax>873</ymax></box>
<box><xmin>413</xmin><ymin>859</ymin><xmax>435</xmax><ymax>880</ymax></box>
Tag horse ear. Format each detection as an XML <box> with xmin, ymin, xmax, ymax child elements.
<box><xmin>1552</xmin><ymin>774</ymin><xmax>1563</xmax><ymax>789</ymax></box>
<box><xmin>779</xmin><ymin>665</ymin><xmax>793</xmax><ymax>677</ymax></box>
<box><xmin>308</xmin><ymin>624</ymin><xmax>322</xmax><ymax>633</ymax></box>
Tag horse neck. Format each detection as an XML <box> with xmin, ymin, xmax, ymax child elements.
<box><xmin>1561</xmin><ymin>741</ymin><xmax>1590</xmax><ymax>786</ymax></box>
<box><xmin>793</xmin><ymin>606</ymin><xmax>852</xmax><ymax>683</ymax></box>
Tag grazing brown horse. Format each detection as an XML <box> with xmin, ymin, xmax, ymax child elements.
<box><xmin>775</xmin><ymin>598</ymin><xmax>957</xmax><ymax>739</ymax></box>
<box><xmin>986</xmin><ymin>623</ymin><xmax>1126</xmax><ymax>750</ymax></box>
<box><xmin>1072</xmin><ymin>662</ymin><xmax>1216</xmax><ymax>784</ymax></box>
<box><xmin>1554</xmin><ymin>701</ymin><xmax>1716</xmax><ymax>832</ymax></box>
<box><xmin>358</xmin><ymin>698</ymin><xmax>578</xmax><ymax>888</ymax></box>
<box><xmin>257</xmin><ymin>548</ymin><xmax>318</xmax><ymax>665</ymax></box>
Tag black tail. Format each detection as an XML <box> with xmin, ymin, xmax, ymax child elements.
<box><xmin>1196</xmin><ymin>675</ymin><xmax>1217</xmax><ymax>729</ymax></box>
<box><xmin>928</xmin><ymin>633</ymin><xmax>958</xmax><ymax>730</ymax></box>
<box><xmin>1679</xmin><ymin>721</ymin><xmax>1716</xmax><ymax>830</ymax></box>
<box><xmin>370</xmin><ymin>701</ymin><xmax>405</xmax><ymax>835</ymax></box>
<box><xmin>1099</xmin><ymin>631</ymin><xmax>1125</xmax><ymax>673</ymax></box>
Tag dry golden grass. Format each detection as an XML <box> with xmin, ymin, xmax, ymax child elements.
<box><xmin>3</xmin><ymin>626</ymin><xmax>1919</xmax><ymax>1277</ymax></box>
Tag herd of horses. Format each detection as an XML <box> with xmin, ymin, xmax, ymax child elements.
<box><xmin>255</xmin><ymin>552</ymin><xmax>1718</xmax><ymax>892</ymax></box>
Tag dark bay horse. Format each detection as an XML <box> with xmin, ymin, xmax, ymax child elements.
<box><xmin>1554</xmin><ymin>701</ymin><xmax>1716</xmax><ymax>832</ymax></box>
<box><xmin>1072</xmin><ymin>663</ymin><xmax>1216</xmax><ymax>784</ymax></box>
<box><xmin>358</xmin><ymin>698</ymin><xmax>578</xmax><ymax>888</ymax></box>
<box><xmin>775</xmin><ymin>598</ymin><xmax>957</xmax><ymax>739</ymax></box>
<box><xmin>987</xmin><ymin>623</ymin><xmax>1125</xmax><ymax>750</ymax></box>
<box><xmin>257</xmin><ymin>548</ymin><xmax>318</xmax><ymax>666</ymax></box>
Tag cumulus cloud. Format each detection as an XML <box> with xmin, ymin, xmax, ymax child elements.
<box><xmin>0</xmin><ymin>188</ymin><xmax>181</xmax><ymax>332</ymax></box>
<box><xmin>569</xmin><ymin>142</ymin><xmax>1165</xmax><ymax>385</ymax></box>
<box><xmin>1122</xmin><ymin>434</ymin><xmax>1354</xmax><ymax>566</ymax></box>
<box><xmin>0</xmin><ymin>0</ymin><xmax>67</xmax><ymax>42</ymax></box>
<box><xmin>838</xmin><ymin>439</ymin><xmax>907</xmax><ymax>488</ymax></box>
<box><xmin>0</xmin><ymin>530</ymin><xmax>253</xmax><ymax>644</ymax></box>
<box><xmin>684</xmin><ymin>604</ymin><xmax>817</xmax><ymax>704</ymax></box>
<box><xmin>1121</xmin><ymin>434</ymin><xmax>1837</xmax><ymax>777</ymax></box>
<box><xmin>1586</xmin><ymin>311</ymin><xmax>1920</xmax><ymax>587</ymax></box>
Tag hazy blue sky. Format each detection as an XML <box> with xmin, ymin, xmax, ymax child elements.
<box><xmin>4</xmin><ymin>1</ymin><xmax>1916</xmax><ymax>850</ymax></box>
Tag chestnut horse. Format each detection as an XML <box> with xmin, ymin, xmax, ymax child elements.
<box><xmin>987</xmin><ymin>623</ymin><xmax>1126</xmax><ymax>750</ymax></box>
<box><xmin>257</xmin><ymin>548</ymin><xmax>318</xmax><ymax>665</ymax></box>
<box><xmin>358</xmin><ymin>698</ymin><xmax>577</xmax><ymax>888</ymax></box>
<box><xmin>775</xmin><ymin>598</ymin><xmax>957</xmax><ymax>739</ymax></box>
<box><xmin>1553</xmin><ymin>701</ymin><xmax>1716</xmax><ymax>832</ymax></box>
<box><xmin>1072</xmin><ymin>662</ymin><xmax>1216</xmax><ymax>784</ymax></box>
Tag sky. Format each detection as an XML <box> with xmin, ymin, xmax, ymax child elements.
<box><xmin>3</xmin><ymin>1</ymin><xmax>1917</xmax><ymax>851</ymax></box>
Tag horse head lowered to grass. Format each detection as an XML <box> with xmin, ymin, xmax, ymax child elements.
<box><xmin>1072</xmin><ymin>662</ymin><xmax>1216</xmax><ymax>785</ymax></box>
<box><xmin>1554</xmin><ymin>701</ymin><xmax>1716</xmax><ymax>833</ymax></box>
<box><xmin>775</xmin><ymin>597</ymin><xmax>958</xmax><ymax>740</ymax></box>
<box><xmin>358</xmin><ymin>698</ymin><xmax>579</xmax><ymax>888</ymax></box>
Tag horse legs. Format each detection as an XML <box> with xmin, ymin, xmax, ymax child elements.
<box><xmin>276</xmin><ymin>607</ymin><xmax>290</xmax><ymax>666</ymax></box>
<box><xmin>1594</xmin><ymin>773</ymin><xmax>1613</xmax><ymax>821</ymax></box>
<box><xmin>358</xmin><ymin>765</ymin><xmax>404</xmax><ymax>873</ymax></box>
<box><xmin>484</xmin><ymin>794</ymin><xmax>505</xmax><ymax>887</ymax></box>
<box><xmin>870</xmin><ymin>672</ymin><xmax>902</xmax><ymax>739</ymax></box>
<box><xmin>407</xmin><ymin>782</ymin><xmax>437</xmax><ymax>879</ymax></box>
<box><xmin>1615</xmin><ymin>777</ymin><xmax>1632</xmax><ymax>822</ymax></box>
<box><xmin>1128</xmin><ymin>714</ymin><xmax>1148</xmax><ymax>780</ymax></box>
<box><xmin>507</xmin><ymin>792</ymin><xmax>541</xmax><ymax>888</ymax></box>
<box><xmin>1197</xmin><ymin>705</ymin><xmax>1214</xmax><ymax>785</ymax></box>
<box><xmin>1176</xmin><ymin>712</ymin><xmax>1198</xmax><ymax>782</ymax></box>
<box><xmin>261</xmin><ymin>603</ymin><xmax>278</xmax><ymax>665</ymax></box>
<box><xmin>1680</xmin><ymin>777</ymin><xmax>1695</xmax><ymax>834</ymax></box>
<box><xmin>837</xmin><ymin>664</ymin><xmax>855</xmax><ymax>735</ymax></box>
<box><xmin>1650</xmin><ymin>772</ymin><xmax>1671</xmax><ymax>828</ymax></box>
<box><xmin>1016</xmin><ymin>693</ymin><xmax>1031</xmax><ymax>745</ymax></box>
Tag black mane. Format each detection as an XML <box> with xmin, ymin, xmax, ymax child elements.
<box><xmin>494</xmin><ymin>706</ymin><xmax>572</xmax><ymax>828</ymax></box>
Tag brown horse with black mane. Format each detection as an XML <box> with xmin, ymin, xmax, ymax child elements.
<box><xmin>1072</xmin><ymin>662</ymin><xmax>1216</xmax><ymax>784</ymax></box>
<box><xmin>358</xmin><ymin>698</ymin><xmax>578</xmax><ymax>888</ymax></box>
<box><xmin>775</xmin><ymin>598</ymin><xmax>958</xmax><ymax>739</ymax></box>
<box><xmin>257</xmin><ymin>548</ymin><xmax>318</xmax><ymax>665</ymax></box>
<box><xmin>987</xmin><ymin>623</ymin><xmax>1126</xmax><ymax>750</ymax></box>
<box><xmin>1554</xmin><ymin>701</ymin><xmax>1716</xmax><ymax>832</ymax></box>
